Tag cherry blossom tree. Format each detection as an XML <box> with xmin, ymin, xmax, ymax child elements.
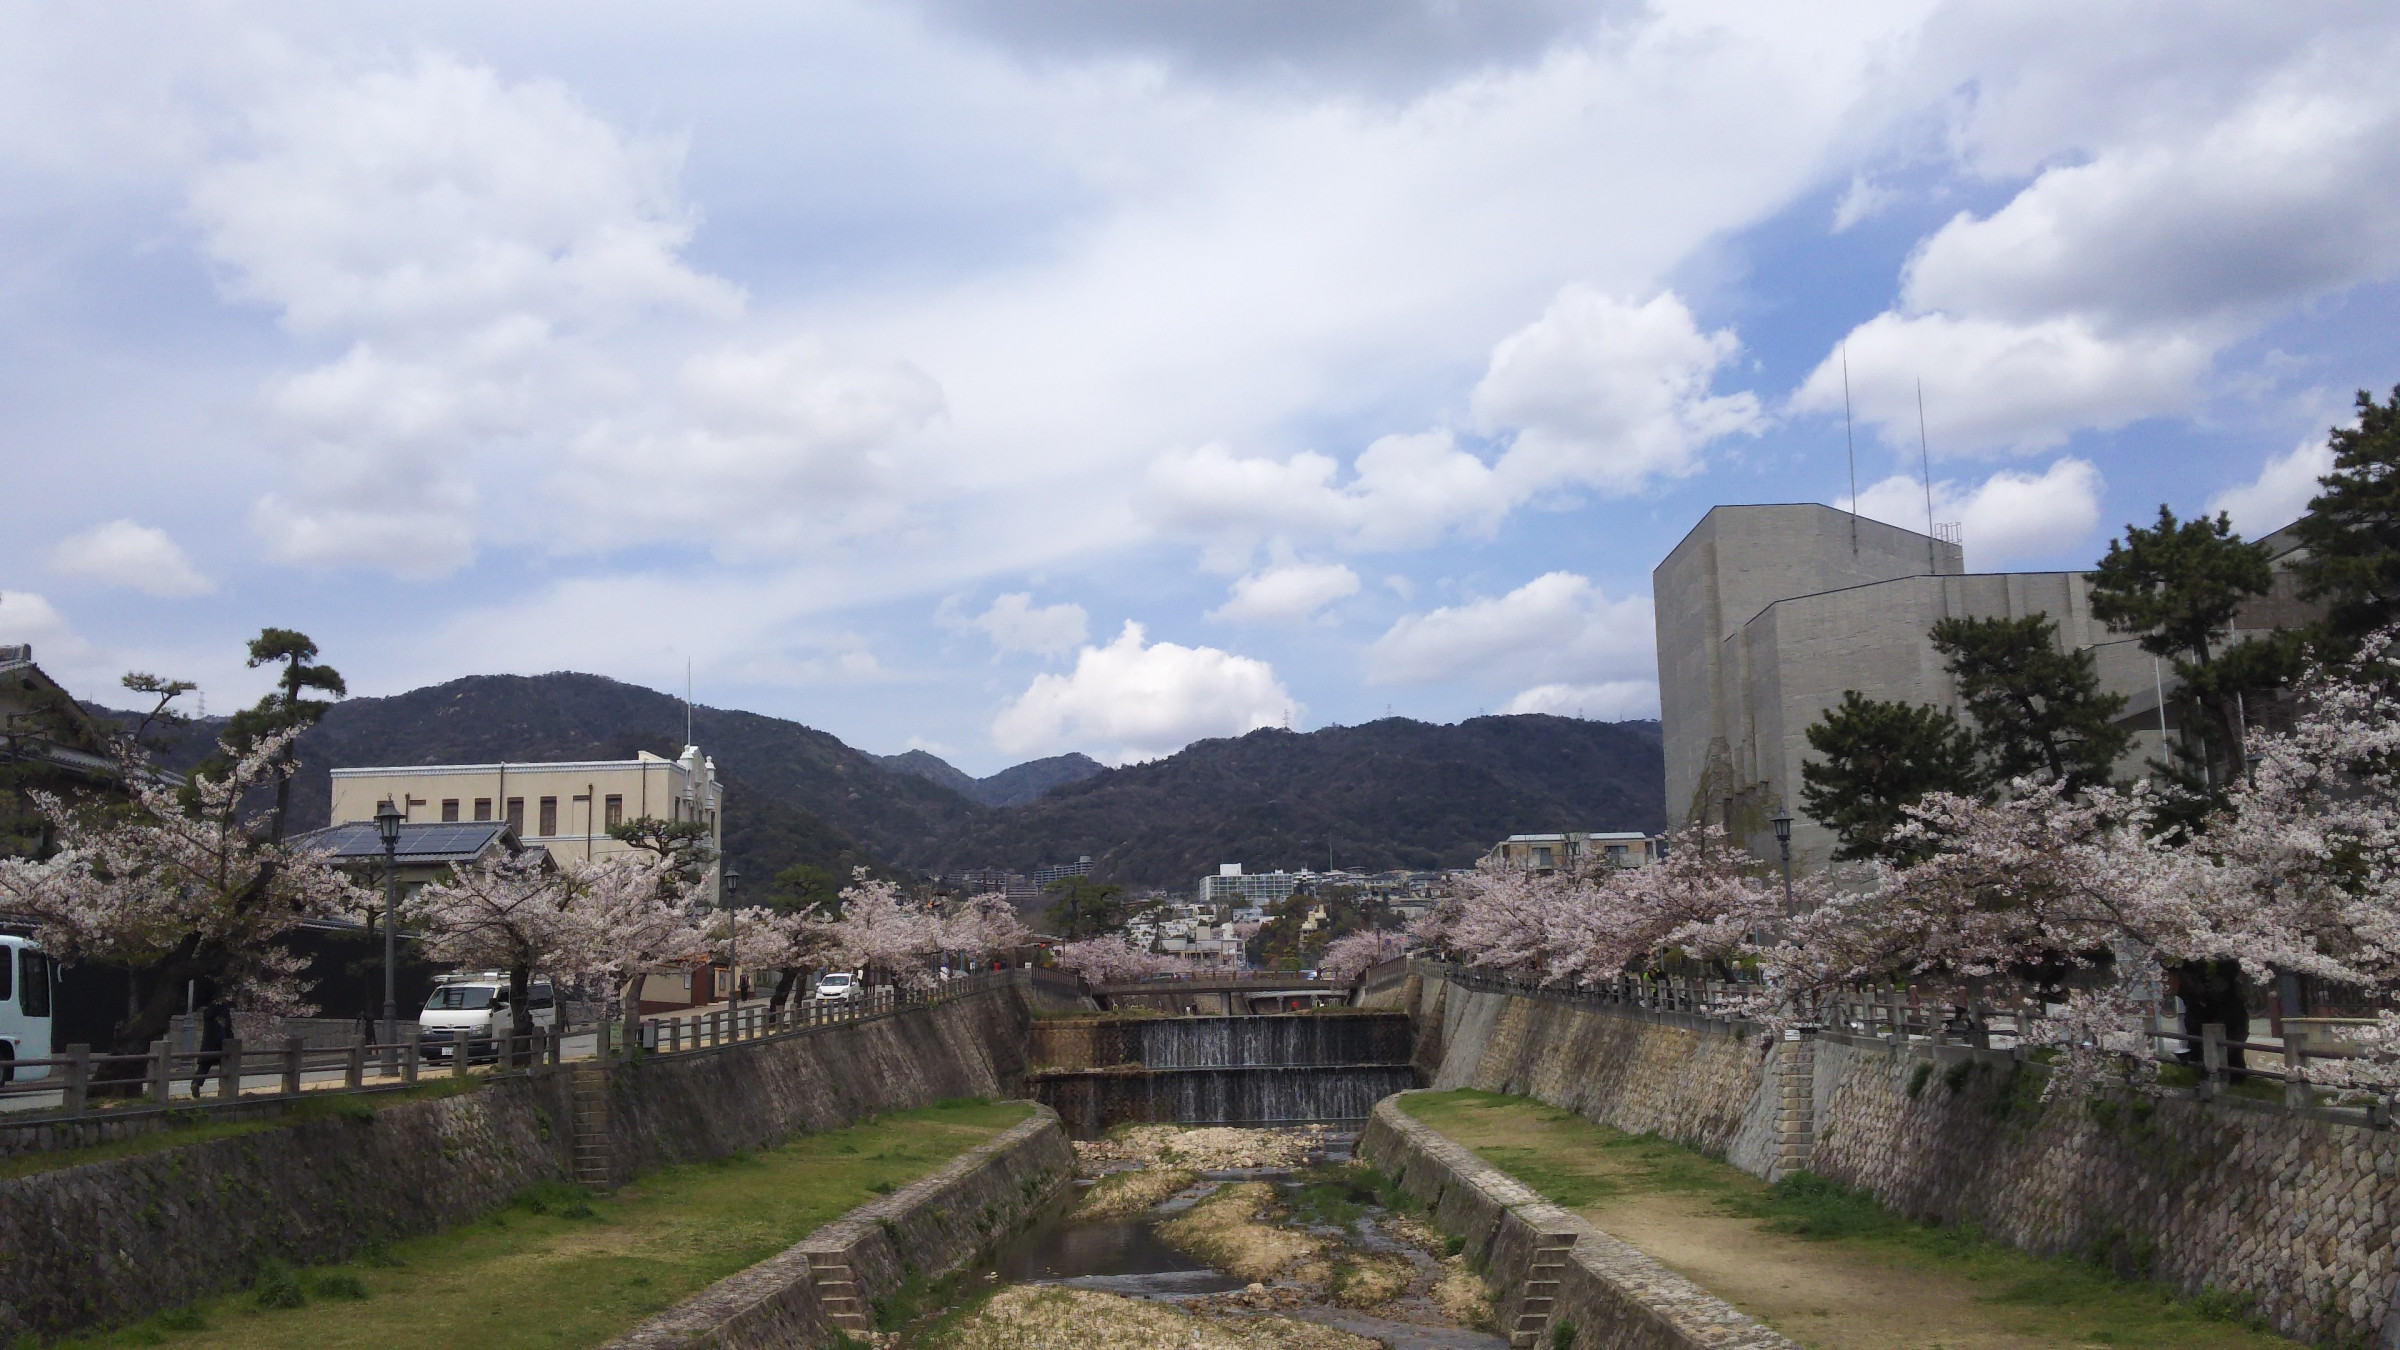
<box><xmin>709</xmin><ymin>905</ymin><xmax>839</xmax><ymax>1012</ymax></box>
<box><xmin>1319</xmin><ymin>930</ymin><xmax>1409</xmax><ymax>983</ymax></box>
<box><xmin>940</xmin><ymin>891</ymin><xmax>1031</xmax><ymax>970</ymax></box>
<box><xmin>407</xmin><ymin>851</ymin><xmax>589</xmax><ymax>1055</ymax></box>
<box><xmin>0</xmin><ymin>726</ymin><xmax>366</xmax><ymax>1058</ymax></box>
<box><xmin>565</xmin><ymin>849</ymin><xmax>712</xmax><ymax>1051</ymax></box>
<box><xmin>823</xmin><ymin>872</ymin><xmax>944</xmax><ymax>990</ymax></box>
<box><xmin>1052</xmin><ymin>933</ymin><xmax>1196</xmax><ymax>984</ymax></box>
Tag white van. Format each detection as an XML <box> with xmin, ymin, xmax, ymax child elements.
<box><xmin>0</xmin><ymin>935</ymin><xmax>56</xmax><ymax>1083</ymax></box>
<box><xmin>418</xmin><ymin>974</ymin><xmax>556</xmax><ymax>1062</ymax></box>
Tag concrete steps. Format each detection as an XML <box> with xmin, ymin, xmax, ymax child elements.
<box><xmin>806</xmin><ymin>1254</ymin><xmax>872</xmax><ymax>1334</ymax></box>
<box><xmin>1508</xmin><ymin>1235</ymin><xmax>1578</xmax><ymax>1349</ymax></box>
<box><xmin>570</xmin><ymin>1064</ymin><xmax>611</xmax><ymax>1190</ymax></box>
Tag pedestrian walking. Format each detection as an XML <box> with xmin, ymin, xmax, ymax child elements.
<box><xmin>190</xmin><ymin>999</ymin><xmax>234</xmax><ymax>1096</ymax></box>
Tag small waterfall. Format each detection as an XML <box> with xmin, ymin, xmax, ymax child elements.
<box><xmin>1029</xmin><ymin>1014</ymin><xmax>1418</xmax><ymax>1136</ymax></box>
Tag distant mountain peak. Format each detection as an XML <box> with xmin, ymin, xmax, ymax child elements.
<box><xmin>876</xmin><ymin>749</ymin><xmax>1106</xmax><ymax>808</ymax></box>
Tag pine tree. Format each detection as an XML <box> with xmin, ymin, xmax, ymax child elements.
<box><xmin>1930</xmin><ymin>615</ymin><xmax>2131</xmax><ymax>792</ymax></box>
<box><xmin>2296</xmin><ymin>384</ymin><xmax>2400</xmax><ymax>645</ymax></box>
<box><xmin>1798</xmin><ymin>691</ymin><xmax>1984</xmax><ymax>860</ymax></box>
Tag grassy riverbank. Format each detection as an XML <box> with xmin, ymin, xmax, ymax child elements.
<box><xmin>1400</xmin><ymin>1090</ymin><xmax>2304</xmax><ymax>1350</ymax></box>
<box><xmin>60</xmin><ymin>1097</ymin><xmax>1034</xmax><ymax>1350</ymax></box>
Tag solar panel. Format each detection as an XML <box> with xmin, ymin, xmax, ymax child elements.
<box><xmin>399</xmin><ymin>823</ymin><xmax>502</xmax><ymax>857</ymax></box>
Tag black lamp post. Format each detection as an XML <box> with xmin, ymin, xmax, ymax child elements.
<box><xmin>1771</xmin><ymin>811</ymin><xmax>1794</xmax><ymax>916</ymax></box>
<box><xmin>374</xmin><ymin>798</ymin><xmax>403</xmax><ymax>1076</ymax></box>
<box><xmin>721</xmin><ymin>863</ymin><xmax>741</xmax><ymax>1032</ymax></box>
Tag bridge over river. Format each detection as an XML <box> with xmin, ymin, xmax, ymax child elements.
<box><xmin>1089</xmin><ymin>974</ymin><xmax>1350</xmax><ymax>1014</ymax></box>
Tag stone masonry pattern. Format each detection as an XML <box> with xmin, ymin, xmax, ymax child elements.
<box><xmin>1409</xmin><ymin>965</ymin><xmax>2399</xmax><ymax>1347</ymax></box>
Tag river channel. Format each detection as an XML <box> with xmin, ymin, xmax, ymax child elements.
<box><xmin>923</xmin><ymin>1126</ymin><xmax>1509</xmax><ymax>1350</ymax></box>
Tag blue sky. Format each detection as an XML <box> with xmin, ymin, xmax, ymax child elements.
<box><xmin>4</xmin><ymin>3</ymin><xmax>2397</xmax><ymax>773</ymax></box>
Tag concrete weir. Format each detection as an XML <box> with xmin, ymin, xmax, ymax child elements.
<box><xmin>1027</xmin><ymin>1012</ymin><xmax>1419</xmax><ymax>1137</ymax></box>
<box><xmin>599</xmin><ymin>1107</ymin><xmax>1075</xmax><ymax>1350</ymax></box>
<box><xmin>1361</xmin><ymin>1095</ymin><xmax>1794</xmax><ymax>1350</ymax></box>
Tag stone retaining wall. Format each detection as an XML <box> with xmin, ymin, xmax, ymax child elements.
<box><xmin>1405</xmin><ymin>963</ymin><xmax>2400</xmax><ymax>1347</ymax></box>
<box><xmin>599</xmin><ymin>1107</ymin><xmax>1076</xmax><ymax>1350</ymax></box>
<box><xmin>1362</xmin><ymin>1095</ymin><xmax>1794</xmax><ymax>1350</ymax></box>
<box><xmin>0</xmin><ymin>978</ymin><xmax>1045</xmax><ymax>1342</ymax></box>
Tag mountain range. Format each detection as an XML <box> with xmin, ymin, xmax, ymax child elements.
<box><xmin>97</xmin><ymin>672</ymin><xmax>1664</xmax><ymax>893</ymax></box>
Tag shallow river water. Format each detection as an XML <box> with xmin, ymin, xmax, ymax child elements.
<box><xmin>957</xmin><ymin>1130</ymin><xmax>1508</xmax><ymax>1350</ymax></box>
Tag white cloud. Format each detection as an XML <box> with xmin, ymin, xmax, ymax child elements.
<box><xmin>955</xmin><ymin>592</ymin><xmax>1090</xmax><ymax>658</ymax></box>
<box><xmin>1209</xmin><ymin>562</ymin><xmax>1360</xmax><ymax>625</ymax></box>
<box><xmin>1145</xmin><ymin>289</ymin><xmax>1758</xmax><ymax>567</ymax></box>
<box><xmin>1794</xmin><ymin>313</ymin><xmax>2212</xmax><ymax>456</ymax></box>
<box><xmin>1469</xmin><ymin>287</ymin><xmax>1762</xmax><ymax>491</ymax></box>
<box><xmin>2210</xmin><ymin>440</ymin><xmax>2332</xmax><ymax>539</ymax></box>
<box><xmin>47</xmin><ymin>520</ymin><xmax>214</xmax><ymax>597</ymax></box>
<box><xmin>1366</xmin><ymin>571</ymin><xmax>1652</xmax><ymax>687</ymax></box>
<box><xmin>1500</xmin><ymin>681</ymin><xmax>1659</xmax><ymax>720</ymax></box>
<box><xmin>991</xmin><ymin>621</ymin><xmax>1297</xmax><ymax>763</ymax></box>
<box><xmin>1846</xmin><ymin>457</ymin><xmax>2104</xmax><ymax>568</ymax></box>
<box><xmin>189</xmin><ymin>53</ymin><xmax>746</xmax><ymax>577</ymax></box>
<box><xmin>0</xmin><ymin>591</ymin><xmax>96</xmax><ymax>668</ymax></box>
<box><xmin>1801</xmin><ymin>41</ymin><xmax>2400</xmax><ymax>454</ymax></box>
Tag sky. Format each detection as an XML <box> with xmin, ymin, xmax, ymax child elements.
<box><xmin>4</xmin><ymin>2</ymin><xmax>2398</xmax><ymax>774</ymax></box>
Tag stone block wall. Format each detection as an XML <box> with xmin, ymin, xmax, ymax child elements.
<box><xmin>0</xmin><ymin>978</ymin><xmax>1045</xmax><ymax>1342</ymax></box>
<box><xmin>1404</xmin><ymin>964</ymin><xmax>2400</xmax><ymax>1347</ymax></box>
<box><xmin>1362</xmin><ymin>1096</ymin><xmax>1794</xmax><ymax>1350</ymax></box>
<box><xmin>599</xmin><ymin>1108</ymin><xmax>1076</xmax><ymax>1350</ymax></box>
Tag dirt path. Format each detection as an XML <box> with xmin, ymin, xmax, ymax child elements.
<box><xmin>1400</xmin><ymin>1091</ymin><xmax>2300</xmax><ymax>1350</ymax></box>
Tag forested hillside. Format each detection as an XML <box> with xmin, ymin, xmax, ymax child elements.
<box><xmin>93</xmin><ymin>673</ymin><xmax>1663</xmax><ymax>892</ymax></box>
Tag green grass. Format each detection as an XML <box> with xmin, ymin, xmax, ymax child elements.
<box><xmin>1399</xmin><ymin>1090</ymin><xmax>2303</xmax><ymax>1350</ymax></box>
<box><xmin>0</xmin><ymin>1078</ymin><xmax>489</xmax><ymax>1183</ymax></box>
<box><xmin>53</xmin><ymin>1097</ymin><xmax>1035</xmax><ymax>1350</ymax></box>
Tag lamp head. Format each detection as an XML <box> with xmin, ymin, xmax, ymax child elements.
<box><xmin>723</xmin><ymin>863</ymin><xmax>739</xmax><ymax>896</ymax></box>
<box><xmin>1771</xmin><ymin>812</ymin><xmax>1793</xmax><ymax>845</ymax></box>
<box><xmin>374</xmin><ymin>798</ymin><xmax>402</xmax><ymax>849</ymax></box>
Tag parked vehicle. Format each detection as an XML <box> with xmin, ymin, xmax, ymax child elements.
<box><xmin>813</xmin><ymin>971</ymin><xmax>860</xmax><ymax>1002</ymax></box>
<box><xmin>0</xmin><ymin>934</ymin><xmax>55</xmax><ymax>1083</ymax></box>
<box><xmin>418</xmin><ymin>973</ymin><xmax>556</xmax><ymax>1062</ymax></box>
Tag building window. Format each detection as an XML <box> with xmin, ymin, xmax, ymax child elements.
<box><xmin>1533</xmin><ymin>846</ymin><xmax>1554</xmax><ymax>869</ymax></box>
<box><xmin>539</xmin><ymin>796</ymin><xmax>558</xmax><ymax>837</ymax></box>
<box><xmin>441</xmin><ymin>799</ymin><xmax>460</xmax><ymax>823</ymax></box>
<box><xmin>506</xmin><ymin>797</ymin><xmax>525</xmax><ymax>834</ymax></box>
<box><xmin>604</xmin><ymin>794</ymin><xmax>623</xmax><ymax>829</ymax></box>
<box><xmin>474</xmin><ymin>798</ymin><xmax>492</xmax><ymax>821</ymax></box>
<box><xmin>1605</xmin><ymin>844</ymin><xmax>1628</xmax><ymax>866</ymax></box>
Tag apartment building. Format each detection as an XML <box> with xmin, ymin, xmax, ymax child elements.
<box><xmin>327</xmin><ymin>745</ymin><xmax>725</xmax><ymax>904</ymax></box>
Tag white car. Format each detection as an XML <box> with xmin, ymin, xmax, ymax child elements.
<box><xmin>419</xmin><ymin>976</ymin><xmax>557</xmax><ymax>1061</ymax></box>
<box><xmin>813</xmin><ymin>971</ymin><xmax>860</xmax><ymax>1002</ymax></box>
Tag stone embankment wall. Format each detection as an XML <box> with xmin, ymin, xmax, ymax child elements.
<box><xmin>1363</xmin><ymin>1096</ymin><xmax>1794</xmax><ymax>1350</ymax></box>
<box><xmin>601</xmin><ymin>1108</ymin><xmax>1076</xmax><ymax>1350</ymax></box>
<box><xmin>0</xmin><ymin>976</ymin><xmax>1047</xmax><ymax>1342</ymax></box>
<box><xmin>1400</xmin><ymin>964</ymin><xmax>2400</xmax><ymax>1348</ymax></box>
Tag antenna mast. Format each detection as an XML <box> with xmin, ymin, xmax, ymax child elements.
<box><xmin>1841</xmin><ymin>342</ymin><xmax>1858</xmax><ymax>554</ymax></box>
<box><xmin>685</xmin><ymin>660</ymin><xmax>693</xmax><ymax>748</ymax></box>
<box><xmin>1917</xmin><ymin>378</ymin><xmax>1937</xmax><ymax>573</ymax></box>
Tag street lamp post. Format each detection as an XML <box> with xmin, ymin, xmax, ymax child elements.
<box><xmin>722</xmin><ymin>863</ymin><xmax>741</xmax><ymax>1034</ymax></box>
<box><xmin>1771</xmin><ymin>812</ymin><xmax>1794</xmax><ymax>917</ymax></box>
<box><xmin>374</xmin><ymin>798</ymin><xmax>402</xmax><ymax>1076</ymax></box>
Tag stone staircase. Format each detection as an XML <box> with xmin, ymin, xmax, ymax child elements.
<box><xmin>806</xmin><ymin>1253</ymin><xmax>871</xmax><ymax>1337</ymax></box>
<box><xmin>1509</xmin><ymin>1232</ymin><xmax>1579</xmax><ymax>1348</ymax></box>
<box><xmin>570</xmin><ymin>1064</ymin><xmax>612</xmax><ymax>1190</ymax></box>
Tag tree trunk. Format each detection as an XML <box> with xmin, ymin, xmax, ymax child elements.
<box><xmin>508</xmin><ymin>964</ymin><xmax>533</xmax><ymax>1067</ymax></box>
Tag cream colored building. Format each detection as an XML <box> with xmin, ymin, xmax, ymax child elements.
<box><xmin>1484</xmin><ymin>832</ymin><xmax>1659</xmax><ymax>874</ymax></box>
<box><xmin>329</xmin><ymin>746</ymin><xmax>725</xmax><ymax>904</ymax></box>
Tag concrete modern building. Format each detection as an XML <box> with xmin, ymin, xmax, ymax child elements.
<box><xmin>1484</xmin><ymin>831</ymin><xmax>1659</xmax><ymax>874</ymax></box>
<box><xmin>1198</xmin><ymin>864</ymin><xmax>1306</xmax><ymax>909</ymax></box>
<box><xmin>327</xmin><ymin>745</ymin><xmax>724</xmax><ymax>903</ymax></box>
<box><xmin>1653</xmin><ymin>503</ymin><xmax>2312</xmax><ymax>868</ymax></box>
